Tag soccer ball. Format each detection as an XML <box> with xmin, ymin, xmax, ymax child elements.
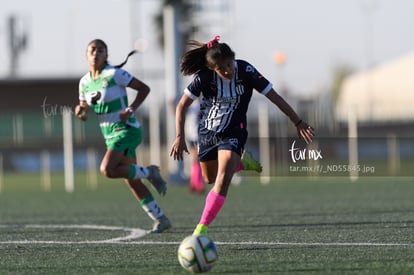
<box><xmin>177</xmin><ymin>235</ymin><xmax>218</xmax><ymax>273</ymax></box>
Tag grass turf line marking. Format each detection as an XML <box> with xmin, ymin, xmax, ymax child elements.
<box><xmin>1</xmin><ymin>224</ymin><xmax>413</xmax><ymax>247</ymax></box>
<box><xmin>123</xmin><ymin>241</ymin><xmax>414</xmax><ymax>247</ymax></box>
<box><xmin>27</xmin><ymin>224</ymin><xmax>148</xmax><ymax>243</ymax></box>
<box><xmin>3</xmin><ymin>240</ymin><xmax>413</xmax><ymax>247</ymax></box>
<box><xmin>0</xmin><ymin>224</ymin><xmax>147</xmax><ymax>244</ymax></box>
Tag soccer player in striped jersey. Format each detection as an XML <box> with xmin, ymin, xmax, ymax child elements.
<box><xmin>75</xmin><ymin>39</ymin><xmax>171</xmax><ymax>233</ymax></box>
<box><xmin>170</xmin><ymin>36</ymin><xmax>315</xmax><ymax>236</ymax></box>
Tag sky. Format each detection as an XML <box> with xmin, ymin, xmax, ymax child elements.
<box><xmin>1</xmin><ymin>0</ymin><xmax>414</xmax><ymax>95</ymax></box>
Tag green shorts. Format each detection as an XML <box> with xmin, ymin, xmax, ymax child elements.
<box><xmin>105</xmin><ymin>126</ymin><xmax>142</xmax><ymax>159</ymax></box>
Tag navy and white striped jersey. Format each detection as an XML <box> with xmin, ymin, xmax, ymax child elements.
<box><xmin>184</xmin><ymin>59</ymin><xmax>272</xmax><ymax>133</ymax></box>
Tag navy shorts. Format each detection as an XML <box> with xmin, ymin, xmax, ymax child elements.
<box><xmin>197</xmin><ymin>127</ymin><xmax>247</xmax><ymax>162</ymax></box>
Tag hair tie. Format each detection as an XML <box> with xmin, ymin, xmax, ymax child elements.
<box><xmin>207</xmin><ymin>35</ymin><xmax>221</xmax><ymax>49</ymax></box>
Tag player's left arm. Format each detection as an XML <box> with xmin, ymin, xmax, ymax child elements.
<box><xmin>265</xmin><ymin>89</ymin><xmax>315</xmax><ymax>144</ymax></box>
<box><xmin>120</xmin><ymin>77</ymin><xmax>150</xmax><ymax>122</ymax></box>
<box><xmin>127</xmin><ymin>77</ymin><xmax>150</xmax><ymax>110</ymax></box>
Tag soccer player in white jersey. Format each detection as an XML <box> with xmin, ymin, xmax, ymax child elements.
<box><xmin>170</xmin><ymin>36</ymin><xmax>315</xmax><ymax>236</ymax></box>
<box><xmin>75</xmin><ymin>39</ymin><xmax>171</xmax><ymax>233</ymax></box>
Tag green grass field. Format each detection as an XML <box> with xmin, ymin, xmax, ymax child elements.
<box><xmin>1</xmin><ymin>173</ymin><xmax>413</xmax><ymax>274</ymax></box>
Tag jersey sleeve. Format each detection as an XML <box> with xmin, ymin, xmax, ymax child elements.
<box><xmin>113</xmin><ymin>67</ymin><xmax>134</xmax><ymax>87</ymax></box>
<box><xmin>184</xmin><ymin>74</ymin><xmax>202</xmax><ymax>100</ymax></box>
<box><xmin>78</xmin><ymin>75</ymin><xmax>87</xmax><ymax>101</ymax></box>
<box><xmin>238</xmin><ymin>60</ymin><xmax>273</xmax><ymax>95</ymax></box>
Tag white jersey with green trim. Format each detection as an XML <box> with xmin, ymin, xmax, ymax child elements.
<box><xmin>79</xmin><ymin>65</ymin><xmax>140</xmax><ymax>139</ymax></box>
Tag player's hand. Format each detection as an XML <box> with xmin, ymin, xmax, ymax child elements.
<box><xmin>119</xmin><ymin>107</ymin><xmax>134</xmax><ymax>123</ymax></box>
<box><xmin>170</xmin><ymin>136</ymin><xmax>189</xmax><ymax>161</ymax></box>
<box><xmin>75</xmin><ymin>105</ymin><xmax>88</xmax><ymax>121</ymax></box>
<box><xmin>296</xmin><ymin>121</ymin><xmax>315</xmax><ymax>144</ymax></box>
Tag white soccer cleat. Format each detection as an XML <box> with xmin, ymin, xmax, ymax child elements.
<box><xmin>148</xmin><ymin>215</ymin><xmax>172</xmax><ymax>234</ymax></box>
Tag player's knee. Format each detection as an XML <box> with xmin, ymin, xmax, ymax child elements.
<box><xmin>100</xmin><ymin>165</ymin><xmax>116</xmax><ymax>178</ymax></box>
<box><xmin>203</xmin><ymin>174</ymin><xmax>215</xmax><ymax>184</ymax></box>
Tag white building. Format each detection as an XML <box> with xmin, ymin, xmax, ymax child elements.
<box><xmin>336</xmin><ymin>52</ymin><xmax>414</xmax><ymax>123</ymax></box>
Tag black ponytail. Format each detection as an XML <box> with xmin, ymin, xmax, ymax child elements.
<box><xmin>115</xmin><ymin>50</ymin><xmax>137</xmax><ymax>68</ymax></box>
<box><xmin>180</xmin><ymin>36</ymin><xmax>235</xmax><ymax>76</ymax></box>
<box><xmin>180</xmin><ymin>40</ymin><xmax>208</xmax><ymax>76</ymax></box>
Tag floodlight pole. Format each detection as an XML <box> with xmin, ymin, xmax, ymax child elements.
<box><xmin>163</xmin><ymin>2</ymin><xmax>183</xmax><ymax>178</ymax></box>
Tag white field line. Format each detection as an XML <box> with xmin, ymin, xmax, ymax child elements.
<box><xmin>121</xmin><ymin>241</ymin><xmax>414</xmax><ymax>247</ymax></box>
<box><xmin>0</xmin><ymin>224</ymin><xmax>147</xmax><ymax>244</ymax></box>
<box><xmin>0</xmin><ymin>224</ymin><xmax>413</xmax><ymax>247</ymax></box>
<box><xmin>2</xmin><ymin>240</ymin><xmax>414</xmax><ymax>247</ymax></box>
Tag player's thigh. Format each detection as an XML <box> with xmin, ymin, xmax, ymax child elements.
<box><xmin>100</xmin><ymin>149</ymin><xmax>127</xmax><ymax>171</ymax></box>
<box><xmin>200</xmin><ymin>160</ymin><xmax>218</xmax><ymax>184</ymax></box>
<box><xmin>210</xmin><ymin>150</ymin><xmax>240</xmax><ymax>195</ymax></box>
<box><xmin>217</xmin><ymin>149</ymin><xmax>241</xmax><ymax>181</ymax></box>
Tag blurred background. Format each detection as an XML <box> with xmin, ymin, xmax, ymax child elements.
<box><xmin>1</xmin><ymin>0</ymin><xmax>413</xmax><ymax>191</ymax></box>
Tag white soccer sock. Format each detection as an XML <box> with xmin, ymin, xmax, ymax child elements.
<box><xmin>133</xmin><ymin>165</ymin><xmax>150</xmax><ymax>179</ymax></box>
<box><xmin>141</xmin><ymin>199</ymin><xmax>164</xmax><ymax>220</ymax></box>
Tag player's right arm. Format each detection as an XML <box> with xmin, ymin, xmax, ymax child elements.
<box><xmin>170</xmin><ymin>94</ymin><xmax>194</xmax><ymax>161</ymax></box>
<box><xmin>75</xmin><ymin>100</ymin><xmax>89</xmax><ymax>121</ymax></box>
